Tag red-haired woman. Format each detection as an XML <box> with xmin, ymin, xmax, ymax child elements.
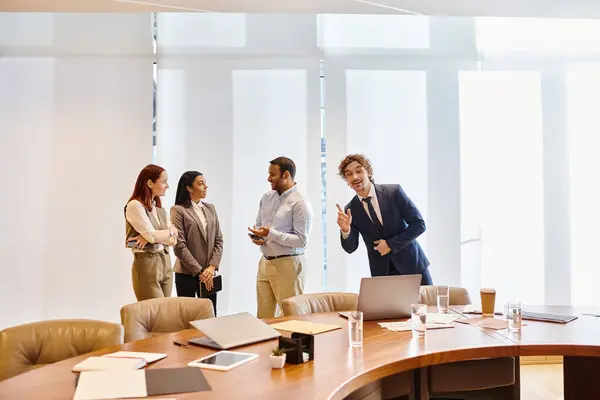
<box><xmin>125</xmin><ymin>164</ymin><xmax>177</xmax><ymax>301</ymax></box>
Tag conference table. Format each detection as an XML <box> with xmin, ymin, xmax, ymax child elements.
<box><xmin>0</xmin><ymin>306</ymin><xmax>599</xmax><ymax>399</ymax></box>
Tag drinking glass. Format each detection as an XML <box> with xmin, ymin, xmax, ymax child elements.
<box><xmin>437</xmin><ymin>285</ymin><xmax>450</xmax><ymax>314</ymax></box>
<box><xmin>348</xmin><ymin>311</ymin><xmax>363</xmax><ymax>348</ymax></box>
<box><xmin>507</xmin><ymin>300</ymin><xmax>522</xmax><ymax>333</ymax></box>
<box><xmin>411</xmin><ymin>304</ymin><xmax>427</xmax><ymax>337</ymax></box>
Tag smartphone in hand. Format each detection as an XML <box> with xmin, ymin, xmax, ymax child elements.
<box><xmin>126</xmin><ymin>239</ymin><xmax>137</xmax><ymax>248</ymax></box>
<box><xmin>248</xmin><ymin>233</ymin><xmax>262</xmax><ymax>241</ymax></box>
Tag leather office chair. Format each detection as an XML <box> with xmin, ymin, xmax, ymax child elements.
<box><xmin>282</xmin><ymin>292</ymin><xmax>358</xmax><ymax>316</ymax></box>
<box><xmin>120</xmin><ymin>297</ymin><xmax>214</xmax><ymax>342</ymax></box>
<box><xmin>0</xmin><ymin>319</ymin><xmax>123</xmax><ymax>381</ymax></box>
<box><xmin>418</xmin><ymin>286</ymin><xmax>471</xmax><ymax>307</ymax></box>
<box><xmin>283</xmin><ymin>293</ymin><xmax>413</xmax><ymax>400</ymax></box>
<box><xmin>418</xmin><ymin>286</ymin><xmax>519</xmax><ymax>400</ymax></box>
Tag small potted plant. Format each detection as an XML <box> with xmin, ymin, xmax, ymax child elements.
<box><xmin>270</xmin><ymin>347</ymin><xmax>287</xmax><ymax>369</ymax></box>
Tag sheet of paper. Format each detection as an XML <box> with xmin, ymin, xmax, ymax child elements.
<box><xmin>74</xmin><ymin>370</ymin><xmax>147</xmax><ymax>400</ymax></box>
<box><xmin>378</xmin><ymin>321</ymin><xmax>455</xmax><ymax>332</ymax></box>
<box><xmin>269</xmin><ymin>320</ymin><xmax>342</xmax><ymax>334</ymax></box>
<box><xmin>426</xmin><ymin>313</ymin><xmax>460</xmax><ymax>324</ymax></box>
<box><xmin>103</xmin><ymin>351</ymin><xmax>167</xmax><ymax>363</ymax></box>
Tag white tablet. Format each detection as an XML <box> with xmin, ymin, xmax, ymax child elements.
<box><xmin>188</xmin><ymin>351</ymin><xmax>259</xmax><ymax>371</ymax></box>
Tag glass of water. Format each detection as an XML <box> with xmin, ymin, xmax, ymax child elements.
<box><xmin>348</xmin><ymin>311</ymin><xmax>363</xmax><ymax>348</ymax></box>
<box><xmin>437</xmin><ymin>285</ymin><xmax>450</xmax><ymax>314</ymax></box>
<box><xmin>411</xmin><ymin>304</ymin><xmax>427</xmax><ymax>337</ymax></box>
<box><xmin>507</xmin><ymin>300</ymin><xmax>522</xmax><ymax>333</ymax></box>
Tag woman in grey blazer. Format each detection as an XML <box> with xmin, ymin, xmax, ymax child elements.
<box><xmin>170</xmin><ymin>171</ymin><xmax>223</xmax><ymax>315</ymax></box>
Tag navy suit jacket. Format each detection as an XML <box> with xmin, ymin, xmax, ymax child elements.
<box><xmin>340</xmin><ymin>184</ymin><xmax>430</xmax><ymax>277</ymax></box>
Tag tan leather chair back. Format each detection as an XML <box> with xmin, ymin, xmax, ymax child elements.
<box><xmin>282</xmin><ymin>292</ymin><xmax>358</xmax><ymax>316</ymax></box>
<box><xmin>0</xmin><ymin>319</ymin><xmax>123</xmax><ymax>381</ymax></box>
<box><xmin>120</xmin><ymin>297</ymin><xmax>214</xmax><ymax>342</ymax></box>
<box><xmin>419</xmin><ymin>286</ymin><xmax>472</xmax><ymax>306</ymax></box>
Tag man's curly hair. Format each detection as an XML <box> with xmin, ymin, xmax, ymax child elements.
<box><xmin>338</xmin><ymin>154</ymin><xmax>374</xmax><ymax>183</ymax></box>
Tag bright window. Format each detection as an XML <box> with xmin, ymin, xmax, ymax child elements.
<box><xmin>459</xmin><ymin>71</ymin><xmax>545</xmax><ymax>307</ymax></box>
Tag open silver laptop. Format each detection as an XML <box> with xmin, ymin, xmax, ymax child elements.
<box><xmin>340</xmin><ymin>274</ymin><xmax>422</xmax><ymax>321</ymax></box>
<box><xmin>188</xmin><ymin>312</ymin><xmax>281</xmax><ymax>350</ymax></box>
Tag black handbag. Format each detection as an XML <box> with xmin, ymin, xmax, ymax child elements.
<box><xmin>200</xmin><ymin>274</ymin><xmax>222</xmax><ymax>297</ymax></box>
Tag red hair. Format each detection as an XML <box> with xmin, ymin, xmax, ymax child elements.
<box><xmin>128</xmin><ymin>164</ymin><xmax>165</xmax><ymax>211</ymax></box>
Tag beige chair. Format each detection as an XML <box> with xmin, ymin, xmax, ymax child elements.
<box><xmin>419</xmin><ymin>286</ymin><xmax>471</xmax><ymax>307</ymax></box>
<box><xmin>0</xmin><ymin>319</ymin><xmax>123</xmax><ymax>381</ymax></box>
<box><xmin>282</xmin><ymin>292</ymin><xmax>358</xmax><ymax>316</ymax></box>
<box><xmin>283</xmin><ymin>293</ymin><xmax>413</xmax><ymax>400</ymax></box>
<box><xmin>418</xmin><ymin>286</ymin><xmax>519</xmax><ymax>400</ymax></box>
<box><xmin>120</xmin><ymin>297</ymin><xmax>214</xmax><ymax>342</ymax></box>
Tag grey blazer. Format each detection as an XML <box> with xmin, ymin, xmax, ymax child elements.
<box><xmin>170</xmin><ymin>203</ymin><xmax>224</xmax><ymax>276</ymax></box>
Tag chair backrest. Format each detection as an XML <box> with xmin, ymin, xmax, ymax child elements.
<box><xmin>0</xmin><ymin>319</ymin><xmax>123</xmax><ymax>381</ymax></box>
<box><xmin>282</xmin><ymin>292</ymin><xmax>358</xmax><ymax>316</ymax></box>
<box><xmin>120</xmin><ymin>297</ymin><xmax>215</xmax><ymax>342</ymax></box>
<box><xmin>419</xmin><ymin>286</ymin><xmax>472</xmax><ymax>306</ymax></box>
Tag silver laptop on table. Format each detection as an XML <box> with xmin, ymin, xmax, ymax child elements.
<box><xmin>340</xmin><ymin>274</ymin><xmax>422</xmax><ymax>321</ymax></box>
<box><xmin>188</xmin><ymin>312</ymin><xmax>281</xmax><ymax>350</ymax></box>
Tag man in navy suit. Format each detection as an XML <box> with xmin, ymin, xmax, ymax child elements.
<box><xmin>336</xmin><ymin>154</ymin><xmax>432</xmax><ymax>284</ymax></box>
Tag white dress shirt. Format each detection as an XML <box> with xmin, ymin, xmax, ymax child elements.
<box><xmin>341</xmin><ymin>182</ymin><xmax>382</xmax><ymax>238</ymax></box>
<box><xmin>125</xmin><ymin>200</ymin><xmax>176</xmax><ymax>252</ymax></box>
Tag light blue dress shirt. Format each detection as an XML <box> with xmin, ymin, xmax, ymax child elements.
<box><xmin>255</xmin><ymin>184</ymin><xmax>313</xmax><ymax>258</ymax></box>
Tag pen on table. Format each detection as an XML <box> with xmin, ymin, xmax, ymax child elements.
<box><xmin>173</xmin><ymin>340</ymin><xmax>189</xmax><ymax>348</ymax></box>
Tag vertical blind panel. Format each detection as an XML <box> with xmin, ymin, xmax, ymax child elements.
<box><xmin>0</xmin><ymin>13</ymin><xmax>153</xmax><ymax>330</ymax></box>
<box><xmin>459</xmin><ymin>71</ymin><xmax>545</xmax><ymax>307</ymax></box>
<box><xmin>156</xmin><ymin>60</ymin><xmax>322</xmax><ymax>315</ymax></box>
<box><xmin>325</xmin><ymin>68</ymin><xmax>428</xmax><ymax>294</ymax></box>
<box><xmin>567</xmin><ymin>71</ymin><xmax>600</xmax><ymax>307</ymax></box>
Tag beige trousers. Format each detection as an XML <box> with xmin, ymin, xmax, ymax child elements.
<box><xmin>132</xmin><ymin>251</ymin><xmax>173</xmax><ymax>301</ymax></box>
<box><xmin>256</xmin><ymin>255</ymin><xmax>305</xmax><ymax>319</ymax></box>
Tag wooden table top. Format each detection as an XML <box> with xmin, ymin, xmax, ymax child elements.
<box><xmin>1</xmin><ymin>307</ymin><xmax>599</xmax><ymax>400</ymax></box>
<box><xmin>452</xmin><ymin>305</ymin><xmax>600</xmax><ymax>356</ymax></box>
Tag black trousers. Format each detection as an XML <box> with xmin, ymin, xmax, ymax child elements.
<box><xmin>388</xmin><ymin>260</ymin><xmax>433</xmax><ymax>285</ymax></box>
<box><xmin>175</xmin><ymin>272</ymin><xmax>217</xmax><ymax>316</ymax></box>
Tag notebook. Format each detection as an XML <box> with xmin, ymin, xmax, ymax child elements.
<box><xmin>103</xmin><ymin>351</ymin><xmax>167</xmax><ymax>364</ymax></box>
<box><xmin>73</xmin><ymin>367</ymin><xmax>211</xmax><ymax>400</ymax></box>
<box><xmin>72</xmin><ymin>356</ymin><xmax>146</xmax><ymax>372</ymax></box>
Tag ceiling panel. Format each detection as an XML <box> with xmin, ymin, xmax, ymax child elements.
<box><xmin>1</xmin><ymin>0</ymin><xmax>600</xmax><ymax>18</ymax></box>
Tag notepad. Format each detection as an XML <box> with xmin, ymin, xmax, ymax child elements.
<box><xmin>103</xmin><ymin>351</ymin><xmax>167</xmax><ymax>364</ymax></box>
<box><xmin>269</xmin><ymin>320</ymin><xmax>342</xmax><ymax>335</ymax></box>
<box><xmin>72</xmin><ymin>356</ymin><xmax>146</xmax><ymax>372</ymax></box>
<box><xmin>74</xmin><ymin>367</ymin><xmax>211</xmax><ymax>400</ymax></box>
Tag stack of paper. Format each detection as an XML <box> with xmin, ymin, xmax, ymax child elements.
<box><xmin>72</xmin><ymin>357</ymin><xmax>147</xmax><ymax>372</ymax></box>
<box><xmin>426</xmin><ymin>313</ymin><xmax>460</xmax><ymax>324</ymax></box>
<box><xmin>269</xmin><ymin>320</ymin><xmax>342</xmax><ymax>335</ymax></box>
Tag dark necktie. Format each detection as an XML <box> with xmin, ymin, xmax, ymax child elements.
<box><xmin>362</xmin><ymin>197</ymin><xmax>383</xmax><ymax>233</ymax></box>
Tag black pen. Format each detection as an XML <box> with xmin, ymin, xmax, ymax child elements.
<box><xmin>173</xmin><ymin>340</ymin><xmax>189</xmax><ymax>348</ymax></box>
